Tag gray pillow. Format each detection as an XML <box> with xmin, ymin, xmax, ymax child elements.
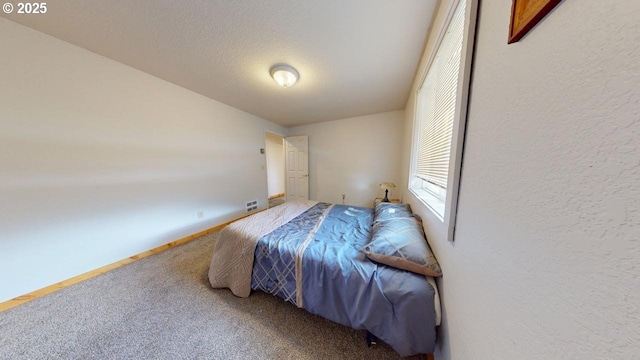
<box><xmin>363</xmin><ymin>215</ymin><xmax>442</xmax><ymax>277</ymax></box>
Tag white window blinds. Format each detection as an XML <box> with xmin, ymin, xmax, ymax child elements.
<box><xmin>415</xmin><ymin>0</ymin><xmax>466</xmax><ymax>190</ymax></box>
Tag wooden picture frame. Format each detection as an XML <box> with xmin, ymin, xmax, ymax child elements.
<box><xmin>508</xmin><ymin>0</ymin><xmax>561</xmax><ymax>44</ymax></box>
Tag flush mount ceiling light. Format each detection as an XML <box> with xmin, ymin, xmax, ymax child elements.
<box><xmin>270</xmin><ymin>64</ymin><xmax>299</xmax><ymax>88</ymax></box>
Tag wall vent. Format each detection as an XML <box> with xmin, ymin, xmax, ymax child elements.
<box><xmin>245</xmin><ymin>200</ymin><xmax>258</xmax><ymax>213</ymax></box>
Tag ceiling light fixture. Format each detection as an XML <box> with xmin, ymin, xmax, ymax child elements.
<box><xmin>270</xmin><ymin>64</ymin><xmax>299</xmax><ymax>88</ymax></box>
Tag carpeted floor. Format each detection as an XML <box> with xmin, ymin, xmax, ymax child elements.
<box><xmin>0</xmin><ymin>231</ymin><xmax>415</xmax><ymax>359</ymax></box>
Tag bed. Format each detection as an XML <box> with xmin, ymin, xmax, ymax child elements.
<box><xmin>208</xmin><ymin>200</ymin><xmax>442</xmax><ymax>357</ymax></box>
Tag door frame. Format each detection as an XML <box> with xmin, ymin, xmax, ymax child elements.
<box><xmin>264</xmin><ymin>131</ymin><xmax>286</xmax><ymax>201</ymax></box>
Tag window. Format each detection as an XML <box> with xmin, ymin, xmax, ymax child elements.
<box><xmin>409</xmin><ymin>0</ymin><xmax>477</xmax><ymax>240</ymax></box>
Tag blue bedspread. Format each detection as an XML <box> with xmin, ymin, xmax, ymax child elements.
<box><xmin>251</xmin><ymin>203</ymin><xmax>437</xmax><ymax>356</ymax></box>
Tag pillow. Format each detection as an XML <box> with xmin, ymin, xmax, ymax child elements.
<box><xmin>363</xmin><ymin>215</ymin><xmax>442</xmax><ymax>277</ymax></box>
<box><xmin>373</xmin><ymin>202</ymin><xmax>412</xmax><ymax>223</ymax></box>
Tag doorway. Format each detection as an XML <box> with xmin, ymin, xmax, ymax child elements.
<box><xmin>265</xmin><ymin>132</ymin><xmax>286</xmax><ymax>208</ymax></box>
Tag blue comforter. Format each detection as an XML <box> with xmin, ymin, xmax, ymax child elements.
<box><xmin>251</xmin><ymin>203</ymin><xmax>437</xmax><ymax>356</ymax></box>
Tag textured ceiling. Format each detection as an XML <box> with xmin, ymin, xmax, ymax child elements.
<box><xmin>2</xmin><ymin>0</ymin><xmax>436</xmax><ymax>127</ymax></box>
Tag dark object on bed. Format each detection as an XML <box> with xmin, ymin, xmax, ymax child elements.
<box><xmin>209</xmin><ymin>201</ymin><xmax>441</xmax><ymax>357</ymax></box>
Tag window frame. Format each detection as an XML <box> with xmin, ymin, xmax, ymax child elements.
<box><xmin>409</xmin><ymin>0</ymin><xmax>478</xmax><ymax>242</ymax></box>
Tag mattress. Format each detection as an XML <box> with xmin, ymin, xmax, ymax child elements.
<box><xmin>209</xmin><ymin>201</ymin><xmax>440</xmax><ymax>356</ymax></box>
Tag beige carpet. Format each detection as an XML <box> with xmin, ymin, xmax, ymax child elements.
<box><xmin>0</xmin><ymin>231</ymin><xmax>416</xmax><ymax>359</ymax></box>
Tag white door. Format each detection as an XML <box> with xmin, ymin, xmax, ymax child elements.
<box><xmin>285</xmin><ymin>135</ymin><xmax>309</xmax><ymax>201</ymax></box>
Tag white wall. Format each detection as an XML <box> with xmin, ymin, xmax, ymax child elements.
<box><xmin>289</xmin><ymin>111</ymin><xmax>404</xmax><ymax>207</ymax></box>
<box><xmin>0</xmin><ymin>18</ymin><xmax>286</xmax><ymax>303</ymax></box>
<box><xmin>403</xmin><ymin>1</ymin><xmax>640</xmax><ymax>359</ymax></box>
<box><xmin>265</xmin><ymin>132</ymin><xmax>285</xmax><ymax>197</ymax></box>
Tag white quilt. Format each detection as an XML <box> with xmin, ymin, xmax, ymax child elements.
<box><xmin>208</xmin><ymin>200</ymin><xmax>318</xmax><ymax>297</ymax></box>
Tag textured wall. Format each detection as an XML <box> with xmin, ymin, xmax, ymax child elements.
<box><xmin>0</xmin><ymin>18</ymin><xmax>286</xmax><ymax>302</ymax></box>
<box><xmin>403</xmin><ymin>0</ymin><xmax>639</xmax><ymax>359</ymax></box>
<box><xmin>288</xmin><ymin>111</ymin><xmax>404</xmax><ymax>207</ymax></box>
